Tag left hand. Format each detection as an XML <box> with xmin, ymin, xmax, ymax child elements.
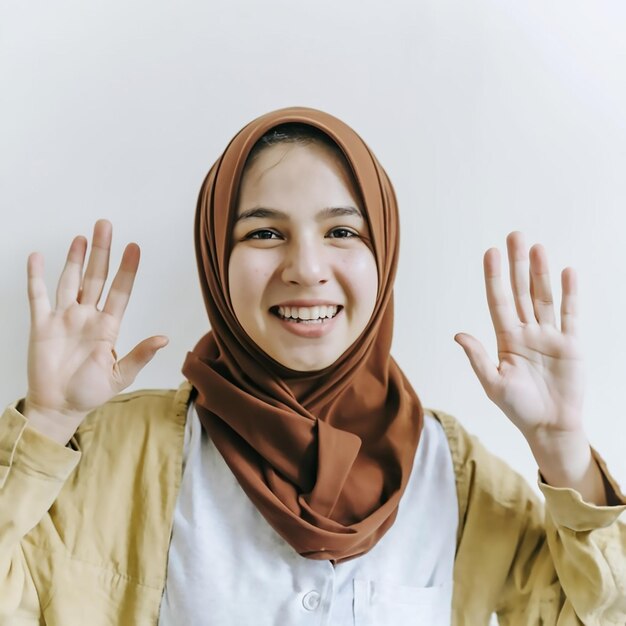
<box><xmin>454</xmin><ymin>231</ymin><xmax>585</xmax><ymax>442</ymax></box>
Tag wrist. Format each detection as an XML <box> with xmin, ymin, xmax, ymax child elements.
<box><xmin>20</xmin><ymin>399</ymin><xmax>86</xmax><ymax>446</ymax></box>
<box><xmin>525</xmin><ymin>427</ymin><xmax>590</xmax><ymax>470</ymax></box>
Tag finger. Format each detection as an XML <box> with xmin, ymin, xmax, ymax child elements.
<box><xmin>528</xmin><ymin>244</ymin><xmax>556</xmax><ymax>326</ymax></box>
<box><xmin>79</xmin><ymin>219</ymin><xmax>112</xmax><ymax>306</ymax></box>
<box><xmin>506</xmin><ymin>232</ymin><xmax>535</xmax><ymax>324</ymax></box>
<box><xmin>55</xmin><ymin>236</ymin><xmax>88</xmax><ymax>310</ymax></box>
<box><xmin>454</xmin><ymin>333</ymin><xmax>500</xmax><ymax>396</ymax></box>
<box><xmin>484</xmin><ymin>248</ymin><xmax>518</xmax><ymax>336</ymax></box>
<box><xmin>102</xmin><ymin>243</ymin><xmax>140</xmax><ymax>320</ymax></box>
<box><xmin>114</xmin><ymin>336</ymin><xmax>169</xmax><ymax>390</ymax></box>
<box><xmin>560</xmin><ymin>267</ymin><xmax>578</xmax><ymax>336</ymax></box>
<box><xmin>27</xmin><ymin>252</ymin><xmax>51</xmax><ymax>323</ymax></box>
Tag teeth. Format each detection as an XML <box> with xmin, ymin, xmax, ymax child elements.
<box><xmin>277</xmin><ymin>305</ymin><xmax>339</xmax><ymax>320</ymax></box>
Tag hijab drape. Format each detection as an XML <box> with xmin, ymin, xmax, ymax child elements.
<box><xmin>182</xmin><ymin>107</ymin><xmax>423</xmax><ymax>563</ymax></box>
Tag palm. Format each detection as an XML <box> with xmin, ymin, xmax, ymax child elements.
<box><xmin>28</xmin><ymin>305</ymin><xmax>121</xmax><ymax>414</ymax></box>
<box><xmin>493</xmin><ymin>324</ymin><xmax>584</xmax><ymax>432</ymax></box>
<box><xmin>456</xmin><ymin>232</ymin><xmax>584</xmax><ymax>438</ymax></box>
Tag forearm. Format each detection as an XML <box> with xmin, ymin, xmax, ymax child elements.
<box><xmin>527</xmin><ymin>429</ymin><xmax>608</xmax><ymax>506</ymax></box>
<box><xmin>0</xmin><ymin>403</ymin><xmax>80</xmax><ymax>555</ymax></box>
<box><xmin>0</xmin><ymin>402</ymin><xmax>80</xmax><ymax>617</ymax></box>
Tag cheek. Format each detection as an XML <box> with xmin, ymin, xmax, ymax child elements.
<box><xmin>228</xmin><ymin>249</ymin><xmax>277</xmax><ymax>304</ymax></box>
<box><xmin>338</xmin><ymin>249</ymin><xmax>379</xmax><ymax>307</ymax></box>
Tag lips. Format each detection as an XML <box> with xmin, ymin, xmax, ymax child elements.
<box><xmin>269</xmin><ymin>305</ymin><xmax>344</xmax><ymax>338</ymax></box>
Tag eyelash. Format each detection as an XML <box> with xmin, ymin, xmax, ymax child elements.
<box><xmin>245</xmin><ymin>228</ymin><xmax>358</xmax><ymax>240</ymax></box>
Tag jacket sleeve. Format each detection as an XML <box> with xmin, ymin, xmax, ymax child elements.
<box><xmin>546</xmin><ymin>458</ymin><xmax>625</xmax><ymax>620</ymax></box>
<box><xmin>493</xmin><ymin>453</ymin><xmax>626</xmax><ymax>625</ymax></box>
<box><xmin>0</xmin><ymin>400</ymin><xmax>80</xmax><ymax>618</ymax></box>
<box><xmin>433</xmin><ymin>410</ymin><xmax>626</xmax><ymax>626</ymax></box>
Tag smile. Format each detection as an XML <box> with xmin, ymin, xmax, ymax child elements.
<box><xmin>269</xmin><ymin>305</ymin><xmax>344</xmax><ymax>337</ymax></box>
<box><xmin>273</xmin><ymin>304</ymin><xmax>342</xmax><ymax>322</ymax></box>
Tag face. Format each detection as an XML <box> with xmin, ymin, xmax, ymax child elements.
<box><xmin>228</xmin><ymin>141</ymin><xmax>378</xmax><ymax>371</ymax></box>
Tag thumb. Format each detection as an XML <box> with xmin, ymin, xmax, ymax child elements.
<box><xmin>454</xmin><ymin>333</ymin><xmax>499</xmax><ymax>396</ymax></box>
<box><xmin>116</xmin><ymin>336</ymin><xmax>169</xmax><ymax>389</ymax></box>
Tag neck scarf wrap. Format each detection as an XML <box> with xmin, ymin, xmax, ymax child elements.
<box><xmin>182</xmin><ymin>107</ymin><xmax>423</xmax><ymax>563</ymax></box>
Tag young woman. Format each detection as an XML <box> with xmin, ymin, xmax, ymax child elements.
<box><xmin>2</xmin><ymin>107</ymin><xmax>624</xmax><ymax>625</ymax></box>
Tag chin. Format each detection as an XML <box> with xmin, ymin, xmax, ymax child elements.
<box><xmin>273</xmin><ymin>351</ymin><xmax>339</xmax><ymax>372</ymax></box>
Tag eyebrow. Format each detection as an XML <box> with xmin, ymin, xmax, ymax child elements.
<box><xmin>234</xmin><ymin>205</ymin><xmax>364</xmax><ymax>223</ymax></box>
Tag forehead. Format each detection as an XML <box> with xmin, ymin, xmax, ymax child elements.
<box><xmin>237</xmin><ymin>143</ymin><xmax>360</xmax><ymax>208</ymax></box>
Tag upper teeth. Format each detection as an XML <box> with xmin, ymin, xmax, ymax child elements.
<box><xmin>277</xmin><ymin>305</ymin><xmax>339</xmax><ymax>320</ymax></box>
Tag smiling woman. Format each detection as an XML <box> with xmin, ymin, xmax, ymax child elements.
<box><xmin>1</xmin><ymin>107</ymin><xmax>625</xmax><ymax>626</ymax></box>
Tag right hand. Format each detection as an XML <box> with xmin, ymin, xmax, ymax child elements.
<box><xmin>22</xmin><ymin>219</ymin><xmax>169</xmax><ymax>445</ymax></box>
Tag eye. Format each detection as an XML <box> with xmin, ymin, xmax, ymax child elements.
<box><xmin>327</xmin><ymin>227</ymin><xmax>358</xmax><ymax>239</ymax></box>
<box><xmin>246</xmin><ymin>229</ymin><xmax>281</xmax><ymax>240</ymax></box>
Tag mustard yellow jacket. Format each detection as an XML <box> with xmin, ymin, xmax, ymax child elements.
<box><xmin>1</xmin><ymin>382</ymin><xmax>625</xmax><ymax>625</ymax></box>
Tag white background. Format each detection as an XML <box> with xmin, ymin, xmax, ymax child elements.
<box><xmin>2</xmin><ymin>0</ymin><xmax>625</xmax><ymax>498</ymax></box>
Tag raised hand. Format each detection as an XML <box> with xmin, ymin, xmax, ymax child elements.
<box><xmin>22</xmin><ymin>219</ymin><xmax>168</xmax><ymax>445</ymax></box>
<box><xmin>454</xmin><ymin>231</ymin><xmax>584</xmax><ymax>439</ymax></box>
<box><xmin>454</xmin><ymin>232</ymin><xmax>609</xmax><ymax>504</ymax></box>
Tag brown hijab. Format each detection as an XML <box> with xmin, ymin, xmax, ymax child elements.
<box><xmin>181</xmin><ymin>107</ymin><xmax>423</xmax><ymax>563</ymax></box>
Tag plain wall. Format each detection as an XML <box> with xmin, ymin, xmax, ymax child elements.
<box><xmin>2</xmin><ymin>0</ymin><xmax>625</xmax><ymax>495</ymax></box>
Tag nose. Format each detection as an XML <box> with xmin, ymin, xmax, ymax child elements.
<box><xmin>280</xmin><ymin>235</ymin><xmax>329</xmax><ymax>286</ymax></box>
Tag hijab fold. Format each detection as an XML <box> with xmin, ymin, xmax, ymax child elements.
<box><xmin>182</xmin><ymin>107</ymin><xmax>423</xmax><ymax>562</ymax></box>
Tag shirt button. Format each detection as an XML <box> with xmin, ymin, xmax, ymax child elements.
<box><xmin>302</xmin><ymin>590</ymin><xmax>321</xmax><ymax>611</ymax></box>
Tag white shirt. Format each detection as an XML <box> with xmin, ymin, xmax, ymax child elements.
<box><xmin>158</xmin><ymin>403</ymin><xmax>458</xmax><ymax>625</ymax></box>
